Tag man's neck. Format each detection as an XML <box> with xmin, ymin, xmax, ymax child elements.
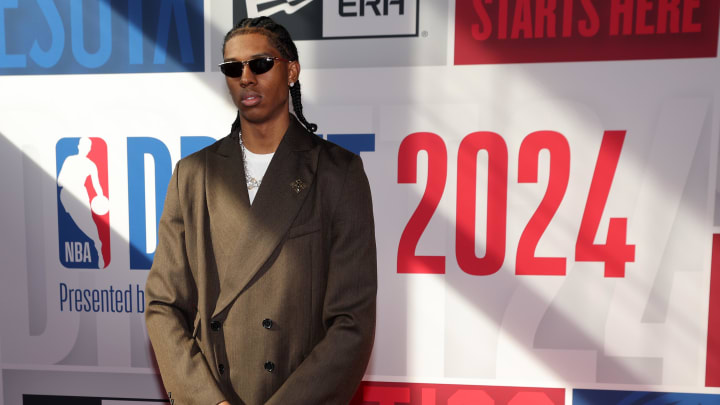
<box><xmin>240</xmin><ymin>114</ymin><xmax>290</xmax><ymax>154</ymax></box>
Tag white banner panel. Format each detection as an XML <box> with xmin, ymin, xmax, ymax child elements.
<box><xmin>1</xmin><ymin>1</ymin><xmax>720</xmax><ymax>404</ymax></box>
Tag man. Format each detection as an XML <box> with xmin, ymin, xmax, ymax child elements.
<box><xmin>144</xmin><ymin>17</ymin><xmax>377</xmax><ymax>405</ymax></box>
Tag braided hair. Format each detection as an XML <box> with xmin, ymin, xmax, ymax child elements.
<box><xmin>224</xmin><ymin>16</ymin><xmax>318</xmax><ymax>134</ymax></box>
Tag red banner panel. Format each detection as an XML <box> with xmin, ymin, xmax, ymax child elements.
<box><xmin>707</xmin><ymin>234</ymin><xmax>720</xmax><ymax>387</ymax></box>
<box><xmin>454</xmin><ymin>0</ymin><xmax>720</xmax><ymax>65</ymax></box>
<box><xmin>350</xmin><ymin>381</ymin><xmax>564</xmax><ymax>404</ymax></box>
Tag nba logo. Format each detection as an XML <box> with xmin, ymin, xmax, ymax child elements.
<box><xmin>56</xmin><ymin>137</ymin><xmax>111</xmax><ymax>269</ymax></box>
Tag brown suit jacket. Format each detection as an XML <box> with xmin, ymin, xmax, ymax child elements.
<box><xmin>145</xmin><ymin>116</ymin><xmax>377</xmax><ymax>405</ymax></box>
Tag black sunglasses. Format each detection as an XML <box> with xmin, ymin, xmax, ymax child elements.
<box><xmin>218</xmin><ymin>56</ymin><xmax>290</xmax><ymax>78</ymax></box>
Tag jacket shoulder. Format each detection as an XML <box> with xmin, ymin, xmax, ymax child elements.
<box><xmin>174</xmin><ymin>135</ymin><xmax>230</xmax><ymax>173</ymax></box>
<box><xmin>316</xmin><ymin>136</ymin><xmax>362</xmax><ymax>173</ymax></box>
<box><xmin>314</xmin><ymin>136</ymin><xmax>369</xmax><ymax>217</ymax></box>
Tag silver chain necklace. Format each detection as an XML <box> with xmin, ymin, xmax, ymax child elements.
<box><xmin>238</xmin><ymin>131</ymin><xmax>262</xmax><ymax>190</ymax></box>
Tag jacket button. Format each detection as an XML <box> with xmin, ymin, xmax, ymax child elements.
<box><xmin>210</xmin><ymin>320</ymin><xmax>221</xmax><ymax>331</ymax></box>
<box><xmin>218</xmin><ymin>363</ymin><xmax>225</xmax><ymax>374</ymax></box>
<box><xmin>264</xmin><ymin>361</ymin><xmax>275</xmax><ymax>372</ymax></box>
<box><xmin>262</xmin><ymin>318</ymin><xmax>273</xmax><ymax>329</ymax></box>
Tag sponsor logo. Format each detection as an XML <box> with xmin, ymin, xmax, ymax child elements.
<box><xmin>454</xmin><ymin>0</ymin><xmax>720</xmax><ymax>64</ymax></box>
<box><xmin>246</xmin><ymin>0</ymin><xmax>314</xmax><ymax>16</ymax></box>
<box><xmin>0</xmin><ymin>0</ymin><xmax>204</xmax><ymax>75</ymax></box>
<box><xmin>56</xmin><ymin>137</ymin><xmax>110</xmax><ymax>269</ymax></box>
<box><xmin>233</xmin><ymin>0</ymin><xmax>418</xmax><ymax>39</ymax></box>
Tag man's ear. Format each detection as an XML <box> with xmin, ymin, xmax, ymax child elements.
<box><xmin>288</xmin><ymin>61</ymin><xmax>300</xmax><ymax>85</ymax></box>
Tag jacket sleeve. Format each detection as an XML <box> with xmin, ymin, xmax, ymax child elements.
<box><xmin>267</xmin><ymin>154</ymin><xmax>377</xmax><ymax>405</ymax></box>
<box><xmin>144</xmin><ymin>163</ymin><xmax>227</xmax><ymax>405</ymax></box>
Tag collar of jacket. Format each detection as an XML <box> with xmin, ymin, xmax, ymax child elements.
<box><xmin>206</xmin><ymin>114</ymin><xmax>319</xmax><ymax>318</ymax></box>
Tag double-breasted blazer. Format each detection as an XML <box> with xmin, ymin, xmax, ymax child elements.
<box><xmin>145</xmin><ymin>116</ymin><xmax>377</xmax><ymax>405</ymax></box>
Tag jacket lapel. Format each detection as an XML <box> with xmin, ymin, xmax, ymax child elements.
<box><xmin>207</xmin><ymin>116</ymin><xmax>318</xmax><ymax>318</ymax></box>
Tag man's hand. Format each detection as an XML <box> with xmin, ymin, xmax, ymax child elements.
<box><xmin>218</xmin><ymin>401</ymin><xmax>231</xmax><ymax>405</ymax></box>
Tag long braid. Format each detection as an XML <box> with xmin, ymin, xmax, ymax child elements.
<box><xmin>290</xmin><ymin>81</ymin><xmax>317</xmax><ymax>133</ymax></box>
<box><xmin>223</xmin><ymin>16</ymin><xmax>318</xmax><ymax>133</ymax></box>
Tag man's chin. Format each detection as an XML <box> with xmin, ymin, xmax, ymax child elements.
<box><xmin>238</xmin><ymin>109</ymin><xmax>288</xmax><ymax>126</ymax></box>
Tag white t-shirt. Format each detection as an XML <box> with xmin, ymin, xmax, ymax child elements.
<box><xmin>243</xmin><ymin>147</ymin><xmax>273</xmax><ymax>204</ymax></box>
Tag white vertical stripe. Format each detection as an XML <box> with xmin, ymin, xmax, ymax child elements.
<box><xmin>144</xmin><ymin>154</ymin><xmax>156</xmax><ymax>254</ymax></box>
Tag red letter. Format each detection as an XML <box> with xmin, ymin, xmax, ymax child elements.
<box><xmin>610</xmin><ymin>0</ymin><xmax>634</xmax><ymax>35</ymax></box>
<box><xmin>511</xmin><ymin>0</ymin><xmax>534</xmax><ymax>39</ymax></box>
<box><xmin>575</xmin><ymin>131</ymin><xmax>635</xmax><ymax>278</ymax></box>
<box><xmin>421</xmin><ymin>388</ymin><xmax>437</xmax><ymax>405</ymax></box>
<box><xmin>448</xmin><ymin>390</ymin><xmax>495</xmax><ymax>405</ymax></box>
<box><xmin>363</xmin><ymin>386</ymin><xmax>411</xmax><ymax>405</ymax></box>
<box><xmin>682</xmin><ymin>0</ymin><xmax>702</xmax><ymax>33</ymax></box>
<box><xmin>472</xmin><ymin>0</ymin><xmax>493</xmax><ymax>40</ymax></box>
<box><xmin>657</xmin><ymin>0</ymin><xmax>680</xmax><ymax>33</ymax></box>
<box><xmin>516</xmin><ymin>131</ymin><xmax>570</xmax><ymax>276</ymax></box>
<box><xmin>499</xmin><ymin>0</ymin><xmax>509</xmax><ymax>39</ymax></box>
<box><xmin>578</xmin><ymin>0</ymin><xmax>599</xmax><ymax>37</ymax></box>
<box><xmin>562</xmin><ymin>0</ymin><xmax>574</xmax><ymax>37</ymax></box>
<box><xmin>635</xmin><ymin>0</ymin><xmax>655</xmax><ymax>34</ymax></box>
<box><xmin>456</xmin><ymin>132</ymin><xmax>508</xmax><ymax>276</ymax></box>
<box><xmin>398</xmin><ymin>133</ymin><xmax>448</xmax><ymax>274</ymax></box>
<box><xmin>509</xmin><ymin>392</ymin><xmax>555</xmax><ymax>405</ymax></box>
<box><xmin>535</xmin><ymin>0</ymin><xmax>558</xmax><ymax>38</ymax></box>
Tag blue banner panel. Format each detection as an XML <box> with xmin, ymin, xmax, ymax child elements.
<box><xmin>0</xmin><ymin>0</ymin><xmax>204</xmax><ymax>75</ymax></box>
<box><xmin>574</xmin><ymin>389</ymin><xmax>720</xmax><ymax>405</ymax></box>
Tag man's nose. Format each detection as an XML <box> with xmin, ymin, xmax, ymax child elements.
<box><xmin>239</xmin><ymin>64</ymin><xmax>256</xmax><ymax>87</ymax></box>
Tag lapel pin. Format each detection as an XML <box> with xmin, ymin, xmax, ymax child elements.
<box><xmin>290</xmin><ymin>179</ymin><xmax>306</xmax><ymax>194</ymax></box>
